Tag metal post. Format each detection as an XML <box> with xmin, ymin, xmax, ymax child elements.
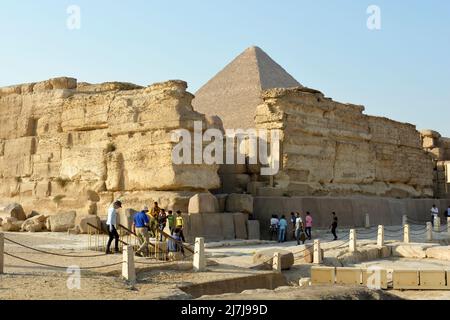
<box><xmin>349</xmin><ymin>229</ymin><xmax>357</xmax><ymax>252</ymax></box>
<box><xmin>404</xmin><ymin>225</ymin><xmax>410</xmax><ymax>244</ymax></box>
<box><xmin>122</xmin><ymin>245</ymin><xmax>136</xmax><ymax>283</ymax></box>
<box><xmin>313</xmin><ymin>240</ymin><xmax>322</xmax><ymax>264</ymax></box>
<box><xmin>377</xmin><ymin>225</ymin><xmax>384</xmax><ymax>247</ymax></box>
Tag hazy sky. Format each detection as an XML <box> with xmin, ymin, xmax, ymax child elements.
<box><xmin>1</xmin><ymin>0</ymin><xmax>449</xmax><ymax>136</ymax></box>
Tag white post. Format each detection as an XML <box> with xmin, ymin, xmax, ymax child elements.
<box><xmin>402</xmin><ymin>215</ymin><xmax>408</xmax><ymax>227</ymax></box>
<box><xmin>313</xmin><ymin>240</ymin><xmax>322</xmax><ymax>264</ymax></box>
<box><xmin>365</xmin><ymin>214</ymin><xmax>370</xmax><ymax>229</ymax></box>
<box><xmin>0</xmin><ymin>233</ymin><xmax>4</xmax><ymax>274</ymax></box>
<box><xmin>434</xmin><ymin>216</ymin><xmax>441</xmax><ymax>232</ymax></box>
<box><xmin>122</xmin><ymin>245</ymin><xmax>136</xmax><ymax>283</ymax></box>
<box><xmin>404</xmin><ymin>225</ymin><xmax>410</xmax><ymax>244</ymax></box>
<box><xmin>427</xmin><ymin>222</ymin><xmax>433</xmax><ymax>242</ymax></box>
<box><xmin>349</xmin><ymin>229</ymin><xmax>357</xmax><ymax>252</ymax></box>
<box><xmin>193</xmin><ymin>237</ymin><xmax>206</xmax><ymax>272</ymax></box>
<box><xmin>377</xmin><ymin>225</ymin><xmax>384</xmax><ymax>247</ymax></box>
<box><xmin>273</xmin><ymin>252</ymin><xmax>281</xmax><ymax>273</ymax></box>
<box><xmin>448</xmin><ymin>217</ymin><xmax>450</xmax><ymax>234</ymax></box>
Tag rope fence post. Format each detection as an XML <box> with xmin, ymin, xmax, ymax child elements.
<box><xmin>273</xmin><ymin>252</ymin><xmax>281</xmax><ymax>273</ymax></box>
<box><xmin>402</xmin><ymin>215</ymin><xmax>408</xmax><ymax>227</ymax></box>
<box><xmin>404</xmin><ymin>225</ymin><xmax>410</xmax><ymax>244</ymax></box>
<box><xmin>448</xmin><ymin>217</ymin><xmax>450</xmax><ymax>234</ymax></box>
<box><xmin>313</xmin><ymin>240</ymin><xmax>322</xmax><ymax>264</ymax></box>
<box><xmin>193</xmin><ymin>237</ymin><xmax>206</xmax><ymax>272</ymax></box>
<box><xmin>427</xmin><ymin>222</ymin><xmax>433</xmax><ymax>242</ymax></box>
<box><xmin>349</xmin><ymin>229</ymin><xmax>357</xmax><ymax>252</ymax></box>
<box><xmin>434</xmin><ymin>216</ymin><xmax>441</xmax><ymax>232</ymax></box>
<box><xmin>365</xmin><ymin>214</ymin><xmax>370</xmax><ymax>229</ymax></box>
<box><xmin>377</xmin><ymin>225</ymin><xmax>384</xmax><ymax>247</ymax></box>
<box><xmin>0</xmin><ymin>233</ymin><xmax>4</xmax><ymax>274</ymax></box>
<box><xmin>122</xmin><ymin>245</ymin><xmax>136</xmax><ymax>284</ymax></box>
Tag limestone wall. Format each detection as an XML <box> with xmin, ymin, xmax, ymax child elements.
<box><xmin>421</xmin><ymin>130</ymin><xmax>450</xmax><ymax>198</ymax></box>
<box><xmin>255</xmin><ymin>87</ymin><xmax>434</xmax><ymax>198</ymax></box>
<box><xmin>0</xmin><ymin>77</ymin><xmax>220</xmax><ymax>215</ymax></box>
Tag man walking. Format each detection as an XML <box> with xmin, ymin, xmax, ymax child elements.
<box><xmin>158</xmin><ymin>209</ymin><xmax>167</xmax><ymax>241</ymax></box>
<box><xmin>290</xmin><ymin>212</ymin><xmax>297</xmax><ymax>240</ymax></box>
<box><xmin>278</xmin><ymin>215</ymin><xmax>288</xmax><ymax>243</ymax></box>
<box><xmin>106</xmin><ymin>201</ymin><xmax>122</xmax><ymax>254</ymax></box>
<box><xmin>431</xmin><ymin>204</ymin><xmax>439</xmax><ymax>227</ymax></box>
<box><xmin>295</xmin><ymin>213</ymin><xmax>305</xmax><ymax>245</ymax></box>
<box><xmin>330</xmin><ymin>212</ymin><xmax>338</xmax><ymax>241</ymax></box>
<box><xmin>133</xmin><ymin>206</ymin><xmax>150</xmax><ymax>257</ymax></box>
<box><xmin>305</xmin><ymin>212</ymin><xmax>313</xmax><ymax>241</ymax></box>
<box><xmin>148</xmin><ymin>202</ymin><xmax>161</xmax><ymax>237</ymax></box>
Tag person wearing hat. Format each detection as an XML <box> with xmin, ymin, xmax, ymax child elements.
<box><xmin>106</xmin><ymin>200</ymin><xmax>122</xmax><ymax>254</ymax></box>
<box><xmin>133</xmin><ymin>206</ymin><xmax>150</xmax><ymax>257</ymax></box>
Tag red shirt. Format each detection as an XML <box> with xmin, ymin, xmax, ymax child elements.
<box><xmin>306</xmin><ymin>215</ymin><xmax>313</xmax><ymax>228</ymax></box>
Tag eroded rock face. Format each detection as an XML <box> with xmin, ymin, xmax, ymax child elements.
<box><xmin>255</xmin><ymin>87</ymin><xmax>434</xmax><ymax>198</ymax></box>
<box><xmin>0</xmin><ymin>78</ymin><xmax>220</xmax><ymax>215</ymax></box>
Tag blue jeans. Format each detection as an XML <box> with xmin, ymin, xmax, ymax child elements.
<box><xmin>278</xmin><ymin>228</ymin><xmax>286</xmax><ymax>242</ymax></box>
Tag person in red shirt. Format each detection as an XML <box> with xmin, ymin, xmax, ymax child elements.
<box><xmin>305</xmin><ymin>212</ymin><xmax>313</xmax><ymax>240</ymax></box>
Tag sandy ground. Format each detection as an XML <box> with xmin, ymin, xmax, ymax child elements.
<box><xmin>0</xmin><ymin>226</ymin><xmax>449</xmax><ymax>300</ymax></box>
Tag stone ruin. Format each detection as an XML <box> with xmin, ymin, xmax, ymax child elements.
<box><xmin>0</xmin><ymin>46</ymin><xmax>449</xmax><ymax>240</ymax></box>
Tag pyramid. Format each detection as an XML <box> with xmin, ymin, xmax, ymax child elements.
<box><xmin>192</xmin><ymin>46</ymin><xmax>302</xmax><ymax>129</ymax></box>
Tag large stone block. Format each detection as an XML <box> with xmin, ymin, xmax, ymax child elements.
<box><xmin>48</xmin><ymin>211</ymin><xmax>77</xmax><ymax>232</ymax></box>
<box><xmin>392</xmin><ymin>270</ymin><xmax>419</xmax><ymax>290</ymax></box>
<box><xmin>419</xmin><ymin>271</ymin><xmax>446</xmax><ymax>290</ymax></box>
<box><xmin>253</xmin><ymin>249</ymin><xmax>294</xmax><ymax>270</ymax></box>
<box><xmin>76</xmin><ymin>215</ymin><xmax>101</xmax><ymax>234</ymax></box>
<box><xmin>233</xmin><ymin>213</ymin><xmax>248</xmax><ymax>239</ymax></box>
<box><xmin>220</xmin><ymin>213</ymin><xmax>236</xmax><ymax>240</ymax></box>
<box><xmin>335</xmin><ymin>268</ymin><xmax>363</xmax><ymax>285</ymax></box>
<box><xmin>188</xmin><ymin>193</ymin><xmax>219</xmax><ymax>214</ymax></box>
<box><xmin>362</xmin><ymin>268</ymin><xmax>388</xmax><ymax>289</ymax></box>
<box><xmin>226</xmin><ymin>194</ymin><xmax>253</xmax><ymax>214</ymax></box>
<box><xmin>311</xmin><ymin>267</ymin><xmax>336</xmax><ymax>285</ymax></box>
<box><xmin>247</xmin><ymin>220</ymin><xmax>260</xmax><ymax>240</ymax></box>
<box><xmin>2</xmin><ymin>203</ymin><xmax>26</xmax><ymax>221</ymax></box>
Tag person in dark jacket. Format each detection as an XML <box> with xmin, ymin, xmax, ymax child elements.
<box><xmin>330</xmin><ymin>212</ymin><xmax>338</xmax><ymax>241</ymax></box>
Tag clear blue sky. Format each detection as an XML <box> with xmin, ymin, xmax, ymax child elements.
<box><xmin>1</xmin><ymin>0</ymin><xmax>449</xmax><ymax>136</ymax></box>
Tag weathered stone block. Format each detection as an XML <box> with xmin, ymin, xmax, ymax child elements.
<box><xmin>226</xmin><ymin>193</ymin><xmax>253</xmax><ymax>214</ymax></box>
<box><xmin>49</xmin><ymin>211</ymin><xmax>77</xmax><ymax>232</ymax></box>
<box><xmin>253</xmin><ymin>249</ymin><xmax>294</xmax><ymax>270</ymax></box>
<box><xmin>392</xmin><ymin>270</ymin><xmax>419</xmax><ymax>290</ymax></box>
<box><xmin>188</xmin><ymin>193</ymin><xmax>219</xmax><ymax>214</ymax></box>
<box><xmin>335</xmin><ymin>268</ymin><xmax>362</xmax><ymax>285</ymax></box>
<box><xmin>419</xmin><ymin>270</ymin><xmax>446</xmax><ymax>290</ymax></box>
<box><xmin>311</xmin><ymin>267</ymin><xmax>336</xmax><ymax>285</ymax></box>
<box><xmin>233</xmin><ymin>213</ymin><xmax>248</xmax><ymax>239</ymax></box>
<box><xmin>247</xmin><ymin>220</ymin><xmax>260</xmax><ymax>240</ymax></box>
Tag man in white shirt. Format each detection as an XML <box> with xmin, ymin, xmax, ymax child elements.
<box><xmin>295</xmin><ymin>213</ymin><xmax>305</xmax><ymax>245</ymax></box>
<box><xmin>431</xmin><ymin>204</ymin><xmax>439</xmax><ymax>227</ymax></box>
<box><xmin>106</xmin><ymin>200</ymin><xmax>122</xmax><ymax>254</ymax></box>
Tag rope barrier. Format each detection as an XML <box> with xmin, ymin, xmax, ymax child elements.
<box><xmin>4</xmin><ymin>237</ymin><xmax>107</xmax><ymax>258</ymax></box>
<box><xmin>4</xmin><ymin>252</ymin><xmax>123</xmax><ymax>270</ymax></box>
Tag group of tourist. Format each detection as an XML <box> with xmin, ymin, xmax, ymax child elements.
<box><xmin>270</xmin><ymin>212</ymin><xmax>339</xmax><ymax>244</ymax></box>
<box><xmin>105</xmin><ymin>200</ymin><xmax>186</xmax><ymax>257</ymax></box>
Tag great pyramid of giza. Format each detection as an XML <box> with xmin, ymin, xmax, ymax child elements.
<box><xmin>192</xmin><ymin>46</ymin><xmax>302</xmax><ymax>129</ymax></box>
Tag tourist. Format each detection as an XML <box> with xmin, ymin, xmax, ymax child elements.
<box><xmin>133</xmin><ymin>206</ymin><xmax>150</xmax><ymax>257</ymax></box>
<box><xmin>167</xmin><ymin>210</ymin><xmax>175</xmax><ymax>234</ymax></box>
<box><xmin>148</xmin><ymin>202</ymin><xmax>161</xmax><ymax>237</ymax></box>
<box><xmin>290</xmin><ymin>212</ymin><xmax>297</xmax><ymax>240</ymax></box>
<box><xmin>269</xmin><ymin>215</ymin><xmax>279</xmax><ymax>241</ymax></box>
<box><xmin>305</xmin><ymin>212</ymin><xmax>313</xmax><ymax>241</ymax></box>
<box><xmin>175</xmin><ymin>211</ymin><xmax>186</xmax><ymax>243</ymax></box>
<box><xmin>431</xmin><ymin>204</ymin><xmax>439</xmax><ymax>226</ymax></box>
<box><xmin>295</xmin><ymin>212</ymin><xmax>306</xmax><ymax>245</ymax></box>
<box><xmin>278</xmin><ymin>215</ymin><xmax>288</xmax><ymax>243</ymax></box>
<box><xmin>106</xmin><ymin>200</ymin><xmax>122</xmax><ymax>254</ymax></box>
<box><xmin>330</xmin><ymin>212</ymin><xmax>338</xmax><ymax>241</ymax></box>
<box><xmin>158</xmin><ymin>209</ymin><xmax>167</xmax><ymax>241</ymax></box>
<box><xmin>168</xmin><ymin>228</ymin><xmax>185</xmax><ymax>259</ymax></box>
<box><xmin>447</xmin><ymin>206</ymin><xmax>450</xmax><ymax>218</ymax></box>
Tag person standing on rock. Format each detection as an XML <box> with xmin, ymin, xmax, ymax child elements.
<box><xmin>106</xmin><ymin>201</ymin><xmax>122</xmax><ymax>254</ymax></box>
<box><xmin>167</xmin><ymin>210</ymin><xmax>175</xmax><ymax>235</ymax></box>
<box><xmin>278</xmin><ymin>215</ymin><xmax>288</xmax><ymax>243</ymax></box>
<box><xmin>148</xmin><ymin>202</ymin><xmax>161</xmax><ymax>238</ymax></box>
<box><xmin>133</xmin><ymin>206</ymin><xmax>150</xmax><ymax>257</ymax></box>
<box><xmin>175</xmin><ymin>211</ymin><xmax>186</xmax><ymax>243</ymax></box>
<box><xmin>270</xmin><ymin>215</ymin><xmax>279</xmax><ymax>241</ymax></box>
<box><xmin>305</xmin><ymin>212</ymin><xmax>313</xmax><ymax>241</ymax></box>
<box><xmin>330</xmin><ymin>212</ymin><xmax>338</xmax><ymax>241</ymax></box>
<box><xmin>158</xmin><ymin>209</ymin><xmax>167</xmax><ymax>241</ymax></box>
<box><xmin>431</xmin><ymin>204</ymin><xmax>439</xmax><ymax>227</ymax></box>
